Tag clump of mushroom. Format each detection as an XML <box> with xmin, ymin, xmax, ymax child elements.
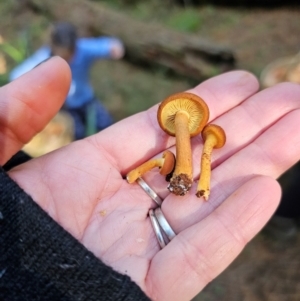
<box><xmin>196</xmin><ymin>124</ymin><xmax>226</xmax><ymax>200</ymax></box>
<box><xmin>157</xmin><ymin>92</ymin><xmax>209</xmax><ymax>196</ymax></box>
<box><xmin>126</xmin><ymin>150</ymin><xmax>176</xmax><ymax>184</ymax></box>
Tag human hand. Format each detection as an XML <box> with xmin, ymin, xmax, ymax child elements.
<box><xmin>3</xmin><ymin>57</ymin><xmax>300</xmax><ymax>301</ymax></box>
<box><xmin>0</xmin><ymin>57</ymin><xmax>71</xmax><ymax>166</ymax></box>
<box><xmin>110</xmin><ymin>39</ymin><xmax>125</xmax><ymax>59</ymax></box>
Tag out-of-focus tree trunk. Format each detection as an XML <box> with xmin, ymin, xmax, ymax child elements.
<box><xmin>24</xmin><ymin>0</ymin><xmax>236</xmax><ymax>80</ymax></box>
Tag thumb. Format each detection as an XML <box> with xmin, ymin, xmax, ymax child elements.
<box><xmin>0</xmin><ymin>56</ymin><xmax>71</xmax><ymax>165</ymax></box>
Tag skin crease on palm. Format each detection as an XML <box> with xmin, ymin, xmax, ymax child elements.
<box><xmin>2</xmin><ymin>57</ymin><xmax>300</xmax><ymax>301</ymax></box>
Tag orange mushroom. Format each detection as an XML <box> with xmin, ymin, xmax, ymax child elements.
<box><xmin>196</xmin><ymin>124</ymin><xmax>226</xmax><ymax>200</ymax></box>
<box><xmin>157</xmin><ymin>92</ymin><xmax>209</xmax><ymax>196</ymax></box>
<box><xmin>126</xmin><ymin>150</ymin><xmax>176</xmax><ymax>184</ymax></box>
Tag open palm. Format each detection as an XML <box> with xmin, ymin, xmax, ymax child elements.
<box><xmin>3</xmin><ymin>57</ymin><xmax>300</xmax><ymax>301</ymax></box>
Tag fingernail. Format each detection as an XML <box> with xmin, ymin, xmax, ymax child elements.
<box><xmin>33</xmin><ymin>57</ymin><xmax>53</xmax><ymax>69</ymax></box>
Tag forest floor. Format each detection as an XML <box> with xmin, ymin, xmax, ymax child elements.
<box><xmin>1</xmin><ymin>1</ymin><xmax>300</xmax><ymax>300</ymax></box>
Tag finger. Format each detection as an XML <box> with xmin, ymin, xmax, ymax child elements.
<box><xmin>191</xmin><ymin>82</ymin><xmax>300</xmax><ymax>174</ymax></box>
<box><xmin>164</xmin><ymin>108</ymin><xmax>300</xmax><ymax>232</ymax></box>
<box><xmin>146</xmin><ymin>176</ymin><xmax>281</xmax><ymax>301</ymax></box>
<box><xmin>90</xmin><ymin>71</ymin><xmax>259</xmax><ymax>172</ymax></box>
<box><xmin>0</xmin><ymin>56</ymin><xmax>71</xmax><ymax>165</ymax></box>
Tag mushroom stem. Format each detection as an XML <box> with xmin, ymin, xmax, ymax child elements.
<box><xmin>196</xmin><ymin>135</ymin><xmax>217</xmax><ymax>200</ymax></box>
<box><xmin>126</xmin><ymin>151</ymin><xmax>175</xmax><ymax>184</ymax></box>
<box><xmin>157</xmin><ymin>92</ymin><xmax>210</xmax><ymax>196</ymax></box>
<box><xmin>168</xmin><ymin>110</ymin><xmax>193</xmax><ymax>195</ymax></box>
<box><xmin>196</xmin><ymin>124</ymin><xmax>226</xmax><ymax>200</ymax></box>
<box><xmin>126</xmin><ymin>158</ymin><xmax>163</xmax><ymax>184</ymax></box>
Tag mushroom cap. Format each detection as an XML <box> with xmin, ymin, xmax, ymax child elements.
<box><xmin>160</xmin><ymin>150</ymin><xmax>176</xmax><ymax>175</ymax></box>
<box><xmin>157</xmin><ymin>92</ymin><xmax>209</xmax><ymax>137</ymax></box>
<box><xmin>202</xmin><ymin>124</ymin><xmax>226</xmax><ymax>148</ymax></box>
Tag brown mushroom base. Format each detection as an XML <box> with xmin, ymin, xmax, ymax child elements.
<box><xmin>167</xmin><ymin>174</ymin><xmax>193</xmax><ymax>196</ymax></box>
<box><xmin>195</xmin><ymin>189</ymin><xmax>209</xmax><ymax>199</ymax></box>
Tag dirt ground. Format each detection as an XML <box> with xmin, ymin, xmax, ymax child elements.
<box><xmin>193</xmin><ymin>223</ymin><xmax>300</xmax><ymax>301</ymax></box>
<box><xmin>95</xmin><ymin>5</ymin><xmax>300</xmax><ymax>123</ymax></box>
<box><xmin>1</xmin><ymin>2</ymin><xmax>300</xmax><ymax>300</ymax></box>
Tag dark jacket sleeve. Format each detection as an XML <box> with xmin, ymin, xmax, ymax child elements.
<box><xmin>0</xmin><ymin>160</ymin><xmax>151</xmax><ymax>301</ymax></box>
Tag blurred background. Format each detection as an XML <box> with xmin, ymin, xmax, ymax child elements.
<box><xmin>1</xmin><ymin>0</ymin><xmax>300</xmax><ymax>300</ymax></box>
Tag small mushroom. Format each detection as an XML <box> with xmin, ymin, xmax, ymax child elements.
<box><xmin>196</xmin><ymin>124</ymin><xmax>226</xmax><ymax>200</ymax></box>
<box><xmin>157</xmin><ymin>92</ymin><xmax>209</xmax><ymax>196</ymax></box>
<box><xmin>126</xmin><ymin>150</ymin><xmax>176</xmax><ymax>184</ymax></box>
